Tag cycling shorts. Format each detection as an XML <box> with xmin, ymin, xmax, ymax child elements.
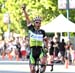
<box><xmin>29</xmin><ymin>46</ymin><xmax>44</xmax><ymax>64</ymax></box>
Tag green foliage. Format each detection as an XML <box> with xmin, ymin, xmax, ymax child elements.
<box><xmin>46</xmin><ymin>33</ymin><xmax>54</xmax><ymax>37</ymax></box>
<box><xmin>0</xmin><ymin>0</ymin><xmax>75</xmax><ymax>37</ymax></box>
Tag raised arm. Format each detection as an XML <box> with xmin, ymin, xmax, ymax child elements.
<box><xmin>22</xmin><ymin>4</ymin><xmax>31</xmax><ymax>25</ymax></box>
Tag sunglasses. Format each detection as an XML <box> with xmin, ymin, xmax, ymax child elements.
<box><xmin>35</xmin><ymin>21</ymin><xmax>41</xmax><ymax>24</ymax></box>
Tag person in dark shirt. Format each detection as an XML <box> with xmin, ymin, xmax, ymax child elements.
<box><xmin>48</xmin><ymin>39</ymin><xmax>54</xmax><ymax>63</ymax></box>
<box><xmin>59</xmin><ymin>39</ymin><xmax>66</xmax><ymax>63</ymax></box>
<box><xmin>53</xmin><ymin>37</ymin><xmax>59</xmax><ymax>60</ymax></box>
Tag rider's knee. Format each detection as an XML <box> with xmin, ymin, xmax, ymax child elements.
<box><xmin>40</xmin><ymin>57</ymin><xmax>47</xmax><ymax>64</ymax></box>
<box><xmin>30</xmin><ymin>65</ymin><xmax>35</xmax><ymax>73</ymax></box>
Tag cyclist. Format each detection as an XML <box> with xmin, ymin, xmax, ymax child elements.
<box><xmin>22</xmin><ymin>4</ymin><xmax>48</xmax><ymax>73</ymax></box>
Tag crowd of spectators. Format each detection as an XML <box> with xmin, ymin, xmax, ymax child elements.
<box><xmin>0</xmin><ymin>35</ymin><xmax>75</xmax><ymax>65</ymax></box>
<box><xmin>47</xmin><ymin>36</ymin><xmax>75</xmax><ymax>64</ymax></box>
<box><xmin>0</xmin><ymin>36</ymin><xmax>30</xmax><ymax>61</ymax></box>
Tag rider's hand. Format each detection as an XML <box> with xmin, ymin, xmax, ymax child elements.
<box><xmin>21</xmin><ymin>3</ymin><xmax>26</xmax><ymax>11</ymax></box>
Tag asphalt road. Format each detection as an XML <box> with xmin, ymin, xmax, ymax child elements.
<box><xmin>0</xmin><ymin>61</ymin><xmax>74</xmax><ymax>73</ymax></box>
<box><xmin>0</xmin><ymin>56</ymin><xmax>75</xmax><ymax>73</ymax></box>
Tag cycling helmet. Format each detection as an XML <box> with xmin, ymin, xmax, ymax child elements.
<box><xmin>33</xmin><ymin>16</ymin><xmax>42</xmax><ymax>22</ymax></box>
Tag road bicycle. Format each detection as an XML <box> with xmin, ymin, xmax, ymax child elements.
<box><xmin>35</xmin><ymin>58</ymin><xmax>54</xmax><ymax>73</ymax></box>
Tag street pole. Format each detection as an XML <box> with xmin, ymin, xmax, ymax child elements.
<box><xmin>66</xmin><ymin>0</ymin><xmax>70</xmax><ymax>39</ymax></box>
<box><xmin>8</xmin><ymin>20</ymin><xmax>10</xmax><ymax>38</ymax></box>
<box><xmin>3</xmin><ymin>13</ymin><xmax>10</xmax><ymax>38</ymax></box>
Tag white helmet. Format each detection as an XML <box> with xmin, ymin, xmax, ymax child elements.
<box><xmin>33</xmin><ymin>16</ymin><xmax>42</xmax><ymax>22</ymax></box>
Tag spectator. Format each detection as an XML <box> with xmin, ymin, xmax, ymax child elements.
<box><xmin>59</xmin><ymin>39</ymin><xmax>66</xmax><ymax>63</ymax></box>
<box><xmin>48</xmin><ymin>38</ymin><xmax>54</xmax><ymax>64</ymax></box>
<box><xmin>53</xmin><ymin>36</ymin><xmax>59</xmax><ymax>61</ymax></box>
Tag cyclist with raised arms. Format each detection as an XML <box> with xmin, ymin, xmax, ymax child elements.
<box><xmin>22</xmin><ymin>4</ymin><xmax>48</xmax><ymax>73</ymax></box>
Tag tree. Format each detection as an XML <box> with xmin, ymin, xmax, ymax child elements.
<box><xmin>0</xmin><ymin>0</ymin><xmax>75</xmax><ymax>37</ymax></box>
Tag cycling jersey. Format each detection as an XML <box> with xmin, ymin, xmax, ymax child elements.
<box><xmin>28</xmin><ymin>24</ymin><xmax>45</xmax><ymax>48</ymax></box>
<box><xmin>28</xmin><ymin>24</ymin><xmax>46</xmax><ymax>64</ymax></box>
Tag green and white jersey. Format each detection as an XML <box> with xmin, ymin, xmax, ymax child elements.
<box><xmin>28</xmin><ymin>24</ymin><xmax>45</xmax><ymax>47</ymax></box>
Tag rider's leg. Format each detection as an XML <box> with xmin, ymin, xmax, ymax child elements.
<box><xmin>40</xmin><ymin>53</ymin><xmax>47</xmax><ymax>73</ymax></box>
<box><xmin>30</xmin><ymin>47</ymin><xmax>42</xmax><ymax>73</ymax></box>
<box><xmin>30</xmin><ymin>64</ymin><xmax>35</xmax><ymax>73</ymax></box>
<box><xmin>29</xmin><ymin>51</ymin><xmax>35</xmax><ymax>73</ymax></box>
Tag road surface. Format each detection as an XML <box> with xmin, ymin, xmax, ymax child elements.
<box><xmin>0</xmin><ymin>60</ymin><xmax>75</xmax><ymax>73</ymax></box>
<box><xmin>0</xmin><ymin>55</ymin><xmax>75</xmax><ymax>73</ymax></box>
